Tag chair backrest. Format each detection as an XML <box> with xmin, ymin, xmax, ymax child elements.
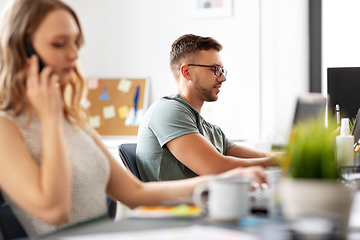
<box><xmin>118</xmin><ymin>143</ymin><xmax>141</xmax><ymax>181</ymax></box>
<box><xmin>0</xmin><ymin>189</ymin><xmax>27</xmax><ymax>240</ymax></box>
<box><xmin>106</xmin><ymin>196</ymin><xmax>117</xmax><ymax>220</ymax></box>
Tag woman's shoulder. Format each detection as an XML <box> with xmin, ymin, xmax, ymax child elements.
<box><xmin>0</xmin><ymin>109</ymin><xmax>30</xmax><ymax>123</ymax></box>
<box><xmin>0</xmin><ymin>110</ymin><xmax>15</xmax><ymax>121</ymax></box>
<box><xmin>0</xmin><ymin>109</ymin><xmax>39</xmax><ymax>134</ymax></box>
<box><xmin>0</xmin><ymin>110</ymin><xmax>22</xmax><ymax>140</ymax></box>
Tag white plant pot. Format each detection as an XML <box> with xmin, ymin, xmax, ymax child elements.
<box><xmin>280</xmin><ymin>178</ymin><xmax>356</xmax><ymax>232</ymax></box>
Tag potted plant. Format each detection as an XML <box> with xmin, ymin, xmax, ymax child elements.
<box><xmin>280</xmin><ymin>114</ymin><xmax>357</xmax><ymax>233</ymax></box>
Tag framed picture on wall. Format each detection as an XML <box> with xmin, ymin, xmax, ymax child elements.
<box><xmin>189</xmin><ymin>0</ymin><xmax>232</xmax><ymax>19</ymax></box>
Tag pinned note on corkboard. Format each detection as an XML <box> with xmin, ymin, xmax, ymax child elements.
<box><xmin>85</xmin><ymin>78</ymin><xmax>150</xmax><ymax>136</ymax></box>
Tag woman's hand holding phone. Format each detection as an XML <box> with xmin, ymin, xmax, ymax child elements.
<box><xmin>26</xmin><ymin>55</ymin><xmax>63</xmax><ymax>122</ymax></box>
<box><xmin>24</xmin><ymin>41</ymin><xmax>46</xmax><ymax>72</ymax></box>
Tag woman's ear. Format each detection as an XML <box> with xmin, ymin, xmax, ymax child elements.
<box><xmin>180</xmin><ymin>65</ymin><xmax>191</xmax><ymax>81</ymax></box>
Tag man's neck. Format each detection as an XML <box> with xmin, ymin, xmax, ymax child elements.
<box><xmin>178</xmin><ymin>91</ymin><xmax>204</xmax><ymax>113</ymax></box>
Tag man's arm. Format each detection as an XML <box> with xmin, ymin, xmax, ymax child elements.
<box><xmin>226</xmin><ymin>144</ymin><xmax>266</xmax><ymax>158</ymax></box>
<box><xmin>166</xmin><ymin>133</ymin><xmax>274</xmax><ymax>176</ymax></box>
<box><xmin>87</xmin><ymin>124</ymin><xmax>267</xmax><ymax>208</ymax></box>
<box><xmin>226</xmin><ymin>144</ymin><xmax>284</xmax><ymax>166</ymax></box>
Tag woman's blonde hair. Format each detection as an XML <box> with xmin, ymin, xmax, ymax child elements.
<box><xmin>0</xmin><ymin>0</ymin><xmax>87</xmax><ymax>127</ymax></box>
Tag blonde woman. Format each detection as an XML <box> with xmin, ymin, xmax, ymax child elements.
<box><xmin>0</xmin><ymin>0</ymin><xmax>267</xmax><ymax>238</ymax></box>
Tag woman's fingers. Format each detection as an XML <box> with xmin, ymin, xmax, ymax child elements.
<box><xmin>217</xmin><ymin>166</ymin><xmax>268</xmax><ymax>186</ymax></box>
<box><xmin>255</xmin><ymin>168</ymin><xmax>268</xmax><ymax>184</ymax></box>
<box><xmin>238</xmin><ymin>166</ymin><xmax>266</xmax><ymax>184</ymax></box>
<box><xmin>26</xmin><ymin>55</ymin><xmax>40</xmax><ymax>89</ymax></box>
<box><xmin>27</xmin><ymin>55</ymin><xmax>52</xmax><ymax>89</ymax></box>
<box><xmin>250</xmin><ymin>170</ymin><xmax>266</xmax><ymax>186</ymax></box>
<box><xmin>50</xmin><ymin>73</ymin><xmax>60</xmax><ymax>89</ymax></box>
<box><xmin>25</xmin><ymin>55</ymin><xmax>63</xmax><ymax>120</ymax></box>
<box><xmin>39</xmin><ymin>64</ymin><xmax>53</xmax><ymax>88</ymax></box>
<box><xmin>50</xmin><ymin>74</ymin><xmax>62</xmax><ymax>107</ymax></box>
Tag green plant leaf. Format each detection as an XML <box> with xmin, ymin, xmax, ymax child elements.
<box><xmin>282</xmin><ymin>113</ymin><xmax>339</xmax><ymax>179</ymax></box>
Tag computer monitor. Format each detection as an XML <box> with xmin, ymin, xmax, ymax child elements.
<box><xmin>327</xmin><ymin>67</ymin><xmax>360</xmax><ymax>121</ymax></box>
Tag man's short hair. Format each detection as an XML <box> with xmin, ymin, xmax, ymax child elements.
<box><xmin>170</xmin><ymin>34</ymin><xmax>223</xmax><ymax>81</ymax></box>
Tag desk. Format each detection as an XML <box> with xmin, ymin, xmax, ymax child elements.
<box><xmin>41</xmin><ymin>214</ymin><xmax>360</xmax><ymax>240</ymax></box>
<box><xmin>41</xmin><ymin>216</ymin><xmax>263</xmax><ymax>239</ymax></box>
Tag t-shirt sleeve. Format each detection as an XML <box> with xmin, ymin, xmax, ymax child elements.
<box><xmin>148</xmin><ymin>99</ymin><xmax>199</xmax><ymax>147</ymax></box>
<box><xmin>224</xmin><ymin>136</ymin><xmax>236</xmax><ymax>153</ymax></box>
<box><xmin>214</xmin><ymin>125</ymin><xmax>236</xmax><ymax>154</ymax></box>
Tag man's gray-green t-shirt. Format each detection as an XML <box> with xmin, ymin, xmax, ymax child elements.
<box><xmin>136</xmin><ymin>93</ymin><xmax>235</xmax><ymax>182</ymax></box>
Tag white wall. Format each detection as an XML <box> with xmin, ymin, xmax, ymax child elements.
<box><xmin>0</xmin><ymin>0</ymin><xmax>8</xmax><ymax>13</ymax></box>
<box><xmin>0</xmin><ymin>0</ymin><xmax>309</xmax><ymax>146</ymax></box>
<box><xmin>322</xmin><ymin>0</ymin><xmax>360</xmax><ymax>95</ymax></box>
<box><xmin>70</xmin><ymin>0</ymin><xmax>308</xmax><ymax>145</ymax></box>
<box><xmin>69</xmin><ymin>0</ymin><xmax>263</xmax><ymax>142</ymax></box>
<box><xmin>260</xmin><ymin>0</ymin><xmax>309</xmax><ymax>145</ymax></box>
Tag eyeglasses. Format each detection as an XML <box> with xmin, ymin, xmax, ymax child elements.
<box><xmin>187</xmin><ymin>64</ymin><xmax>227</xmax><ymax>77</ymax></box>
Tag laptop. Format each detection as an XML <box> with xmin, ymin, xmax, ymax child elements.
<box><xmin>351</xmin><ymin>108</ymin><xmax>360</xmax><ymax>145</ymax></box>
<box><xmin>292</xmin><ymin>93</ymin><xmax>327</xmax><ymax>126</ymax></box>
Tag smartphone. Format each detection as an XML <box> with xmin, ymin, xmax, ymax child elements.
<box><xmin>24</xmin><ymin>41</ymin><xmax>46</xmax><ymax>72</ymax></box>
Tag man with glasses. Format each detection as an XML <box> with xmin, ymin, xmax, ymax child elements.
<box><xmin>136</xmin><ymin>34</ymin><xmax>275</xmax><ymax>182</ymax></box>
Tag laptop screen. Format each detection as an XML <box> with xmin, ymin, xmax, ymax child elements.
<box><xmin>351</xmin><ymin>108</ymin><xmax>360</xmax><ymax>144</ymax></box>
<box><xmin>293</xmin><ymin>94</ymin><xmax>327</xmax><ymax>126</ymax></box>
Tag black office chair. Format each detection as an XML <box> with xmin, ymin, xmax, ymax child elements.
<box><xmin>0</xmin><ymin>192</ymin><xmax>116</xmax><ymax>237</ymax></box>
<box><xmin>118</xmin><ymin>143</ymin><xmax>142</xmax><ymax>181</ymax></box>
<box><xmin>0</xmin><ymin>189</ymin><xmax>27</xmax><ymax>240</ymax></box>
<box><xmin>106</xmin><ymin>195</ymin><xmax>117</xmax><ymax>220</ymax></box>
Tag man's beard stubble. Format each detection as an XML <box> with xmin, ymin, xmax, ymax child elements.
<box><xmin>193</xmin><ymin>76</ymin><xmax>218</xmax><ymax>102</ymax></box>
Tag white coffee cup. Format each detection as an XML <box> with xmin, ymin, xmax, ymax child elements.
<box><xmin>193</xmin><ymin>177</ymin><xmax>250</xmax><ymax>221</ymax></box>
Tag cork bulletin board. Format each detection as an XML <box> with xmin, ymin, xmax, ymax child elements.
<box><xmin>84</xmin><ymin>78</ymin><xmax>150</xmax><ymax>136</ymax></box>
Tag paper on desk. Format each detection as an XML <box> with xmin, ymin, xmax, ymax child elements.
<box><xmin>58</xmin><ymin>225</ymin><xmax>258</xmax><ymax>240</ymax></box>
<box><xmin>349</xmin><ymin>191</ymin><xmax>360</xmax><ymax>229</ymax></box>
<box><xmin>125</xmin><ymin>108</ymin><xmax>143</xmax><ymax>126</ymax></box>
<box><xmin>126</xmin><ymin>204</ymin><xmax>202</xmax><ymax>219</ymax></box>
